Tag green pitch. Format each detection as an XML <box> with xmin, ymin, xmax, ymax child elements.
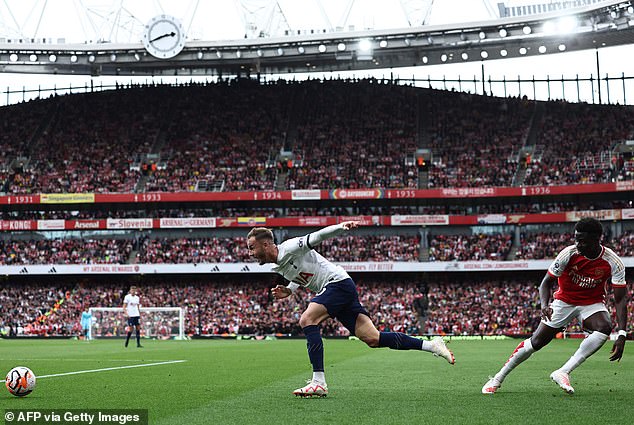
<box><xmin>0</xmin><ymin>338</ymin><xmax>632</xmax><ymax>425</ymax></box>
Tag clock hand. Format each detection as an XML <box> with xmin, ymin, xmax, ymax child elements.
<box><xmin>149</xmin><ymin>31</ymin><xmax>176</xmax><ymax>43</ymax></box>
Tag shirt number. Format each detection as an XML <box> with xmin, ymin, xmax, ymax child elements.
<box><xmin>292</xmin><ymin>272</ymin><xmax>314</xmax><ymax>286</ymax></box>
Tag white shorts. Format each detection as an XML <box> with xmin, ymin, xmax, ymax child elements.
<box><xmin>542</xmin><ymin>299</ymin><xmax>608</xmax><ymax>329</ymax></box>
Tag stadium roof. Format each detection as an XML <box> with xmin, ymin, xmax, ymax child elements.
<box><xmin>0</xmin><ymin>0</ymin><xmax>633</xmax><ymax>76</ymax></box>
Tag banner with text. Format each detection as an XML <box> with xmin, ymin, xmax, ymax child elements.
<box><xmin>40</xmin><ymin>193</ymin><xmax>95</xmax><ymax>204</ymax></box>
<box><xmin>106</xmin><ymin>218</ymin><xmax>153</xmax><ymax>229</ymax></box>
<box><xmin>159</xmin><ymin>217</ymin><xmax>216</xmax><ymax>228</ymax></box>
<box><xmin>4</xmin><ymin>259</ymin><xmax>633</xmax><ymax>275</ymax></box>
<box><xmin>391</xmin><ymin>215</ymin><xmax>449</xmax><ymax>226</ymax></box>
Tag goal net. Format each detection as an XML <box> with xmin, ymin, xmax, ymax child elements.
<box><xmin>88</xmin><ymin>307</ymin><xmax>185</xmax><ymax>340</ymax></box>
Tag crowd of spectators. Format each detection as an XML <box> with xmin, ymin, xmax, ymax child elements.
<box><xmin>428</xmin><ymin>233</ymin><xmax>513</xmax><ymax>261</ymax></box>
<box><xmin>287</xmin><ymin>80</ymin><xmax>418</xmax><ymax>190</ymax></box>
<box><xmin>426</xmin><ymin>91</ymin><xmax>533</xmax><ymax>188</ymax></box>
<box><xmin>4</xmin><ymin>277</ymin><xmax>630</xmax><ymax>338</ymax></box>
<box><xmin>0</xmin><ymin>239</ymin><xmax>133</xmax><ymax>265</ymax></box>
<box><xmin>2</xmin><ymin>80</ymin><xmax>633</xmax><ymax>194</ymax></box>
<box><xmin>317</xmin><ymin>235</ymin><xmax>420</xmax><ymax>262</ymax></box>
<box><xmin>137</xmin><ymin>237</ymin><xmax>250</xmax><ymax>263</ymax></box>
<box><xmin>514</xmin><ymin>232</ymin><xmax>572</xmax><ymax>260</ymax></box>
<box><xmin>1</xmin><ymin>230</ymin><xmax>632</xmax><ymax>265</ymax></box>
<box><xmin>9</xmin><ymin>89</ymin><xmax>166</xmax><ymax>193</ymax></box>
<box><xmin>524</xmin><ymin>101</ymin><xmax>634</xmax><ymax>186</ymax></box>
<box><xmin>611</xmin><ymin>230</ymin><xmax>634</xmax><ymax>257</ymax></box>
<box><xmin>426</xmin><ymin>280</ymin><xmax>539</xmax><ymax>335</ymax></box>
<box><xmin>515</xmin><ymin>230</ymin><xmax>634</xmax><ymax>259</ymax></box>
<box><xmin>144</xmin><ymin>79</ymin><xmax>289</xmax><ymax>192</ymax></box>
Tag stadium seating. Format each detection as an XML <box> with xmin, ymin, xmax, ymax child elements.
<box><xmin>5</xmin><ymin>278</ymin><xmax>629</xmax><ymax>337</ymax></box>
<box><xmin>2</xmin><ymin>80</ymin><xmax>631</xmax><ymax>194</ymax></box>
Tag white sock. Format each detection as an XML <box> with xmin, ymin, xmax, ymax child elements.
<box><xmin>494</xmin><ymin>338</ymin><xmax>535</xmax><ymax>383</ymax></box>
<box><xmin>312</xmin><ymin>371</ymin><xmax>326</xmax><ymax>384</ymax></box>
<box><xmin>560</xmin><ymin>331</ymin><xmax>609</xmax><ymax>374</ymax></box>
<box><xmin>421</xmin><ymin>340</ymin><xmax>433</xmax><ymax>352</ymax></box>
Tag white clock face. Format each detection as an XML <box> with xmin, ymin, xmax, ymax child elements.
<box><xmin>143</xmin><ymin>15</ymin><xmax>186</xmax><ymax>59</ymax></box>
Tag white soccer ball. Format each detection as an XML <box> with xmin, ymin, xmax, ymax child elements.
<box><xmin>5</xmin><ymin>366</ymin><xmax>36</xmax><ymax>397</ymax></box>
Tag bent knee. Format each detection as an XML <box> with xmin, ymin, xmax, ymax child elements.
<box><xmin>360</xmin><ymin>334</ymin><xmax>380</xmax><ymax>348</ymax></box>
<box><xmin>299</xmin><ymin>316</ymin><xmax>320</xmax><ymax>328</ymax></box>
<box><xmin>593</xmin><ymin>327</ymin><xmax>611</xmax><ymax>336</ymax></box>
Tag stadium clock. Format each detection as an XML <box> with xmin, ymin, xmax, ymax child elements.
<box><xmin>143</xmin><ymin>15</ymin><xmax>186</xmax><ymax>59</ymax></box>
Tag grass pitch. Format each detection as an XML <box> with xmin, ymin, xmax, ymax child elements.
<box><xmin>0</xmin><ymin>338</ymin><xmax>632</xmax><ymax>425</ymax></box>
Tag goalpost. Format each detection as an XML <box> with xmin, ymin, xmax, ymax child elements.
<box><xmin>89</xmin><ymin>307</ymin><xmax>185</xmax><ymax>340</ymax></box>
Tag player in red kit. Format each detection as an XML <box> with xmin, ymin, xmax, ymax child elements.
<box><xmin>482</xmin><ymin>217</ymin><xmax>628</xmax><ymax>395</ymax></box>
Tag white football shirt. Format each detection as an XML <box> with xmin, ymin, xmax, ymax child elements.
<box><xmin>123</xmin><ymin>294</ymin><xmax>141</xmax><ymax>317</ymax></box>
<box><xmin>272</xmin><ymin>226</ymin><xmax>350</xmax><ymax>294</ymax></box>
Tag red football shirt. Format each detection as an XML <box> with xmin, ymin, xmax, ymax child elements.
<box><xmin>547</xmin><ymin>245</ymin><xmax>626</xmax><ymax>305</ymax></box>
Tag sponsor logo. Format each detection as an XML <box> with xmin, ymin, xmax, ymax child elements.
<box><xmin>291</xmin><ymin>189</ymin><xmax>321</xmax><ymax>200</ymax></box>
<box><xmin>392</xmin><ymin>215</ymin><xmax>449</xmax><ymax>226</ymax></box>
<box><xmin>565</xmin><ymin>209</ymin><xmax>620</xmax><ymax>221</ymax></box>
<box><xmin>299</xmin><ymin>217</ymin><xmax>328</xmax><ymax>226</ymax></box>
<box><xmin>159</xmin><ymin>218</ymin><xmax>216</xmax><ymax>228</ymax></box>
<box><xmin>330</xmin><ymin>189</ymin><xmax>384</xmax><ymax>200</ymax></box>
<box><xmin>477</xmin><ymin>214</ymin><xmax>507</xmax><ymax>224</ymax></box>
<box><xmin>507</xmin><ymin>215</ymin><xmax>526</xmax><ymax>224</ymax></box>
<box><xmin>1</xmin><ymin>220</ymin><xmax>34</xmax><ymax>231</ymax></box>
<box><xmin>218</xmin><ymin>218</ymin><xmax>237</xmax><ymax>227</ymax></box>
<box><xmin>74</xmin><ymin>220</ymin><xmax>101</xmax><ymax>229</ymax></box>
<box><xmin>570</xmin><ymin>270</ymin><xmax>602</xmax><ymax>288</ymax></box>
<box><xmin>41</xmin><ymin>193</ymin><xmax>95</xmax><ymax>204</ymax></box>
<box><xmin>107</xmin><ymin>218</ymin><xmax>153</xmax><ymax>229</ymax></box>
<box><xmin>37</xmin><ymin>220</ymin><xmax>65</xmax><ymax>230</ymax></box>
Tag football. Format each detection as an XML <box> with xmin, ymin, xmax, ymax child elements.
<box><xmin>5</xmin><ymin>366</ymin><xmax>36</xmax><ymax>397</ymax></box>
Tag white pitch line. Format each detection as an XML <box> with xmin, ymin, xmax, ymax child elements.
<box><xmin>1</xmin><ymin>360</ymin><xmax>186</xmax><ymax>382</ymax></box>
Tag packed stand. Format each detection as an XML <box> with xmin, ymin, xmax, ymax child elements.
<box><xmin>426</xmin><ymin>280</ymin><xmax>540</xmax><ymax>335</ymax></box>
<box><xmin>2</xmin><ymin>80</ymin><xmax>634</xmax><ymax>194</ymax></box>
<box><xmin>287</xmin><ymin>79</ymin><xmax>419</xmax><ymax>190</ymax></box>
<box><xmin>6</xmin><ymin>277</ymin><xmax>629</xmax><ymax>337</ymax></box>
<box><xmin>514</xmin><ymin>232</ymin><xmax>572</xmax><ymax>260</ymax></box>
<box><xmin>137</xmin><ymin>237</ymin><xmax>251</xmax><ymax>263</ymax></box>
<box><xmin>516</xmin><ymin>231</ymin><xmax>634</xmax><ymax>259</ymax></box>
<box><xmin>0</xmin><ymin>98</ymin><xmax>53</xmax><ymax>193</ymax></box>
<box><xmin>316</xmin><ymin>235</ymin><xmax>420</xmax><ymax>262</ymax></box>
<box><xmin>525</xmin><ymin>101</ymin><xmax>634</xmax><ymax>186</ymax></box>
<box><xmin>428</xmin><ymin>233</ymin><xmax>513</xmax><ymax>261</ymax></box>
<box><xmin>9</xmin><ymin>88</ymin><xmax>168</xmax><ymax>193</ymax></box>
<box><xmin>611</xmin><ymin>230</ymin><xmax>634</xmax><ymax>257</ymax></box>
<box><xmin>144</xmin><ymin>80</ymin><xmax>290</xmax><ymax>192</ymax></box>
<box><xmin>426</xmin><ymin>91</ymin><xmax>533</xmax><ymax>188</ymax></box>
<box><xmin>0</xmin><ymin>239</ymin><xmax>133</xmax><ymax>265</ymax></box>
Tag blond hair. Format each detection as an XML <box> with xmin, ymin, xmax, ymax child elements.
<box><xmin>247</xmin><ymin>227</ymin><xmax>274</xmax><ymax>241</ymax></box>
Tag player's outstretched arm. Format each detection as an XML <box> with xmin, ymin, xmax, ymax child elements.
<box><xmin>609</xmin><ymin>286</ymin><xmax>628</xmax><ymax>362</ymax></box>
<box><xmin>307</xmin><ymin>221</ymin><xmax>360</xmax><ymax>247</ymax></box>
<box><xmin>271</xmin><ymin>285</ymin><xmax>292</xmax><ymax>299</ymax></box>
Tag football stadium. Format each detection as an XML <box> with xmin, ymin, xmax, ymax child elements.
<box><xmin>0</xmin><ymin>1</ymin><xmax>633</xmax><ymax>424</ymax></box>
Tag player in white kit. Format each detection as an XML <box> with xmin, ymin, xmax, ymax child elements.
<box><xmin>482</xmin><ymin>218</ymin><xmax>628</xmax><ymax>395</ymax></box>
<box><xmin>123</xmin><ymin>286</ymin><xmax>143</xmax><ymax>348</ymax></box>
<box><xmin>247</xmin><ymin>221</ymin><xmax>454</xmax><ymax>397</ymax></box>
